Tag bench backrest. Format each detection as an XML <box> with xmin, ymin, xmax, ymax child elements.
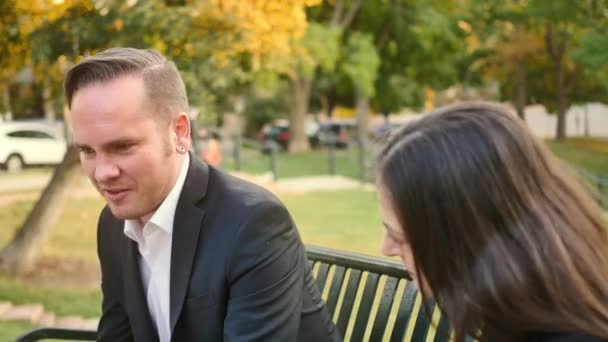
<box><xmin>18</xmin><ymin>245</ymin><xmax>451</xmax><ymax>341</ymax></box>
<box><xmin>307</xmin><ymin>245</ymin><xmax>450</xmax><ymax>342</ymax></box>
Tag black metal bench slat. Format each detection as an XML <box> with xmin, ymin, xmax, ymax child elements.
<box><xmin>433</xmin><ymin>309</ymin><xmax>452</xmax><ymax>342</ymax></box>
<box><xmin>389</xmin><ymin>280</ymin><xmax>418</xmax><ymax>342</ymax></box>
<box><xmin>369</xmin><ymin>276</ymin><xmax>400</xmax><ymax>341</ymax></box>
<box><xmin>335</xmin><ymin>269</ymin><xmax>362</xmax><ymax>337</ymax></box>
<box><xmin>411</xmin><ymin>300</ymin><xmax>438</xmax><ymax>342</ymax></box>
<box><xmin>325</xmin><ymin>265</ymin><xmax>347</xmax><ymax>317</ymax></box>
<box><xmin>315</xmin><ymin>262</ymin><xmax>331</xmax><ymax>293</ymax></box>
<box><xmin>350</xmin><ymin>272</ymin><xmax>380</xmax><ymax>342</ymax></box>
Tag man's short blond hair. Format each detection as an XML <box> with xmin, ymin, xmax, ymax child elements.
<box><xmin>64</xmin><ymin>47</ymin><xmax>188</xmax><ymax>124</ymax></box>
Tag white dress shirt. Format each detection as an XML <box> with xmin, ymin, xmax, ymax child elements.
<box><xmin>123</xmin><ymin>153</ymin><xmax>189</xmax><ymax>342</ymax></box>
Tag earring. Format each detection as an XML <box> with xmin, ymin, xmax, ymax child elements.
<box><xmin>177</xmin><ymin>146</ymin><xmax>186</xmax><ymax>153</ymax></box>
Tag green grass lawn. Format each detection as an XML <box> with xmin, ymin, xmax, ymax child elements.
<box><xmin>0</xmin><ymin>136</ymin><xmax>605</xmax><ymax>339</ymax></box>
<box><xmin>545</xmin><ymin>137</ymin><xmax>608</xmax><ymax>176</ymax></box>
<box><xmin>0</xmin><ymin>189</ymin><xmax>382</xmax><ymax>327</ymax></box>
<box><xmin>0</xmin><ymin>138</ymin><xmax>605</xmax><ymax>186</ymax></box>
<box><xmin>282</xmin><ymin>189</ymin><xmax>382</xmax><ymax>256</ymax></box>
<box><xmin>0</xmin><ymin>320</ymin><xmax>35</xmax><ymax>342</ymax></box>
<box><xmin>0</xmin><ymin>198</ymin><xmax>101</xmax><ymax>264</ymax></box>
<box><xmin>220</xmin><ymin>137</ymin><xmax>607</xmax><ymax>180</ymax></box>
<box><xmin>0</xmin><ymin>274</ymin><xmax>101</xmax><ymax>318</ymax></box>
<box><xmin>0</xmin><ymin>190</ymin><xmax>381</xmax><ymax>266</ymax></box>
<box><xmin>223</xmin><ymin>147</ymin><xmax>366</xmax><ymax>180</ymax></box>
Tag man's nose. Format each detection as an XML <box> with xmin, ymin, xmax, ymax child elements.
<box><xmin>94</xmin><ymin>157</ymin><xmax>120</xmax><ymax>183</ymax></box>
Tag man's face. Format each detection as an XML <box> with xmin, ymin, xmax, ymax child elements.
<box><xmin>71</xmin><ymin>75</ymin><xmax>179</xmax><ymax>220</ymax></box>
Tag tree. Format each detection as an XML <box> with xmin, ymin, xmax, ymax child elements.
<box><xmin>572</xmin><ymin>29</ymin><xmax>608</xmax><ymax>91</ymax></box>
<box><xmin>0</xmin><ymin>0</ymin><xmax>114</xmax><ymax>273</ymax></box>
<box><xmin>280</xmin><ymin>0</ymin><xmax>359</xmax><ymax>153</ymax></box>
<box><xmin>469</xmin><ymin>0</ymin><xmax>545</xmax><ymax>120</ymax></box>
<box><xmin>526</xmin><ymin>0</ymin><xmax>603</xmax><ymax>140</ymax></box>
<box><xmin>0</xmin><ymin>0</ymin><xmax>325</xmax><ymax>272</ymax></box>
<box><xmin>0</xmin><ymin>0</ymin><xmax>31</xmax><ymax>119</ymax></box>
<box><xmin>340</xmin><ymin>32</ymin><xmax>380</xmax><ymax>146</ymax></box>
<box><xmin>0</xmin><ymin>146</ymin><xmax>80</xmax><ymax>273</ymax></box>
<box><xmin>287</xmin><ymin>22</ymin><xmax>342</xmax><ymax>152</ymax></box>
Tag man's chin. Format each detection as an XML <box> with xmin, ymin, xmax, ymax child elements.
<box><xmin>108</xmin><ymin>205</ymin><xmax>140</xmax><ymax>220</ymax></box>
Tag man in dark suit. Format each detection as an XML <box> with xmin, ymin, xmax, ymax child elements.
<box><xmin>65</xmin><ymin>47</ymin><xmax>340</xmax><ymax>341</ymax></box>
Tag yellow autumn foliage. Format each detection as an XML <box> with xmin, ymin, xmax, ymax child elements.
<box><xmin>195</xmin><ymin>0</ymin><xmax>321</xmax><ymax>71</ymax></box>
<box><xmin>14</xmin><ymin>0</ymin><xmax>93</xmax><ymax>36</ymax></box>
<box><xmin>1</xmin><ymin>0</ymin><xmax>93</xmax><ymax>81</ymax></box>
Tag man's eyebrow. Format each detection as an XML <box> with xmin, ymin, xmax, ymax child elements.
<box><xmin>104</xmin><ymin>138</ymin><xmax>138</xmax><ymax>148</ymax></box>
<box><xmin>74</xmin><ymin>138</ymin><xmax>139</xmax><ymax>151</ymax></box>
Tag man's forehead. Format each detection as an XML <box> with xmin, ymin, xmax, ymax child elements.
<box><xmin>71</xmin><ymin>76</ymin><xmax>146</xmax><ymax>108</ymax></box>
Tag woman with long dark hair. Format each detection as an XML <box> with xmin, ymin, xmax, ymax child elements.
<box><xmin>377</xmin><ymin>102</ymin><xmax>608</xmax><ymax>341</ymax></box>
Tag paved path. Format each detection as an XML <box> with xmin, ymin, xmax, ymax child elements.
<box><xmin>0</xmin><ymin>171</ymin><xmax>374</xmax><ymax>207</ymax></box>
<box><xmin>0</xmin><ymin>173</ymin><xmax>52</xmax><ymax>194</ymax></box>
<box><xmin>0</xmin><ymin>300</ymin><xmax>98</xmax><ymax>331</ymax></box>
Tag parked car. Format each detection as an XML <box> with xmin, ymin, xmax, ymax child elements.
<box><xmin>258</xmin><ymin>120</ymin><xmax>320</xmax><ymax>153</ymax></box>
<box><xmin>373</xmin><ymin>122</ymin><xmax>401</xmax><ymax>141</ymax></box>
<box><xmin>318</xmin><ymin>122</ymin><xmax>356</xmax><ymax>148</ymax></box>
<box><xmin>0</xmin><ymin>121</ymin><xmax>67</xmax><ymax>172</ymax></box>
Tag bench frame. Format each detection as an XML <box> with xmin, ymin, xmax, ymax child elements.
<box><xmin>17</xmin><ymin>245</ymin><xmax>449</xmax><ymax>341</ymax></box>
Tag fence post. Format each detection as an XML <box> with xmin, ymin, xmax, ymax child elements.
<box><xmin>357</xmin><ymin>138</ymin><xmax>367</xmax><ymax>182</ymax></box>
<box><xmin>328</xmin><ymin>137</ymin><xmax>336</xmax><ymax>176</ymax></box>
<box><xmin>269</xmin><ymin>143</ymin><xmax>279</xmax><ymax>181</ymax></box>
<box><xmin>232</xmin><ymin>134</ymin><xmax>241</xmax><ymax>171</ymax></box>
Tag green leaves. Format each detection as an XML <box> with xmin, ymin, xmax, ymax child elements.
<box><xmin>340</xmin><ymin>32</ymin><xmax>380</xmax><ymax>98</ymax></box>
<box><xmin>299</xmin><ymin>23</ymin><xmax>342</xmax><ymax>78</ymax></box>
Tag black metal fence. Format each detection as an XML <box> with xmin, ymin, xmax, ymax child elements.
<box><xmin>223</xmin><ymin>135</ymin><xmax>608</xmax><ymax>210</ymax></box>
<box><xmin>226</xmin><ymin>135</ymin><xmax>377</xmax><ymax>182</ymax></box>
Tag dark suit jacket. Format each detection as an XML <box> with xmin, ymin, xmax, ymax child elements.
<box><xmin>96</xmin><ymin>156</ymin><xmax>341</xmax><ymax>341</ymax></box>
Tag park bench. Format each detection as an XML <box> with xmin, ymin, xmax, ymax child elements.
<box><xmin>17</xmin><ymin>245</ymin><xmax>451</xmax><ymax>342</ymax></box>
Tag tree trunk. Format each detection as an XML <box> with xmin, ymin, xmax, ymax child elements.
<box><xmin>2</xmin><ymin>83</ymin><xmax>12</xmax><ymax>121</ymax></box>
<box><xmin>584</xmin><ymin>104</ymin><xmax>589</xmax><ymax>137</ymax></box>
<box><xmin>320</xmin><ymin>95</ymin><xmax>330</xmax><ymax>117</ymax></box>
<box><xmin>355</xmin><ymin>87</ymin><xmax>370</xmax><ymax>181</ymax></box>
<box><xmin>554</xmin><ymin>57</ymin><xmax>567</xmax><ymax>141</ymax></box>
<box><xmin>355</xmin><ymin>87</ymin><xmax>369</xmax><ymax>146</ymax></box>
<box><xmin>0</xmin><ymin>145</ymin><xmax>81</xmax><ymax>274</ymax></box>
<box><xmin>288</xmin><ymin>76</ymin><xmax>311</xmax><ymax>153</ymax></box>
<box><xmin>43</xmin><ymin>78</ymin><xmax>56</xmax><ymax>122</ymax></box>
<box><xmin>545</xmin><ymin>24</ymin><xmax>568</xmax><ymax>141</ymax></box>
<box><xmin>514</xmin><ymin>62</ymin><xmax>527</xmax><ymax>121</ymax></box>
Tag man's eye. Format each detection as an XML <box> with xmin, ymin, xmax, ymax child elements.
<box><xmin>79</xmin><ymin>147</ymin><xmax>95</xmax><ymax>155</ymax></box>
<box><xmin>116</xmin><ymin>143</ymin><xmax>134</xmax><ymax>152</ymax></box>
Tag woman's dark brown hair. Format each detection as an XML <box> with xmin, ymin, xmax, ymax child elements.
<box><xmin>378</xmin><ymin>102</ymin><xmax>608</xmax><ymax>341</ymax></box>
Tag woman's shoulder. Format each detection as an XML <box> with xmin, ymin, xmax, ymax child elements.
<box><xmin>530</xmin><ymin>332</ymin><xmax>605</xmax><ymax>342</ymax></box>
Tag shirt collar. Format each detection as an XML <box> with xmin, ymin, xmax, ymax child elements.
<box><xmin>124</xmin><ymin>153</ymin><xmax>190</xmax><ymax>239</ymax></box>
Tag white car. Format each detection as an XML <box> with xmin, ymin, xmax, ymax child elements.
<box><xmin>0</xmin><ymin>121</ymin><xmax>67</xmax><ymax>172</ymax></box>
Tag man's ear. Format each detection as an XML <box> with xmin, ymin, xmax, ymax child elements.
<box><xmin>174</xmin><ymin>112</ymin><xmax>191</xmax><ymax>151</ymax></box>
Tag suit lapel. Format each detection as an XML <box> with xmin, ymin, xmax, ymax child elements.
<box><xmin>169</xmin><ymin>156</ymin><xmax>209</xmax><ymax>333</ymax></box>
<box><xmin>121</xmin><ymin>231</ymin><xmax>160</xmax><ymax>342</ymax></box>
